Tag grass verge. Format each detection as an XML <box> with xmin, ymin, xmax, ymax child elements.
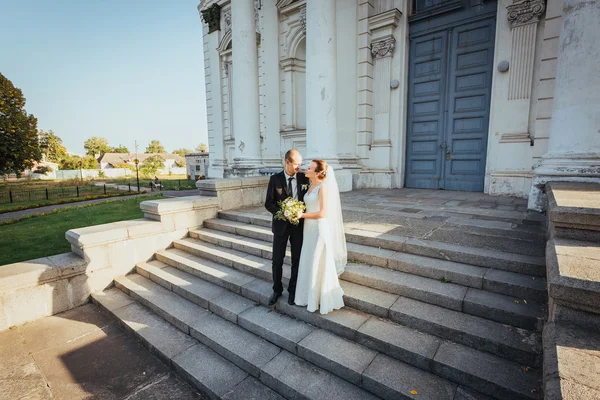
<box><xmin>0</xmin><ymin>191</ymin><xmax>146</xmax><ymax>213</ymax></box>
<box><xmin>0</xmin><ymin>194</ymin><xmax>163</xmax><ymax>266</ymax></box>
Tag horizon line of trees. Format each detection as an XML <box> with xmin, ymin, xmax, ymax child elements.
<box><xmin>1</xmin><ymin>72</ymin><xmax>208</xmax><ymax>175</ymax></box>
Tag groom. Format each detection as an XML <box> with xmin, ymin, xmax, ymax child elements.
<box><xmin>264</xmin><ymin>149</ymin><xmax>309</xmax><ymax>306</ymax></box>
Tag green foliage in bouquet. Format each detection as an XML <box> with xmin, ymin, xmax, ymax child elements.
<box><xmin>275</xmin><ymin>197</ymin><xmax>306</xmax><ymax>226</ymax></box>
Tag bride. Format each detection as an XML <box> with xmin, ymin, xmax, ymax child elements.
<box><xmin>294</xmin><ymin>159</ymin><xmax>347</xmax><ymax>315</ymax></box>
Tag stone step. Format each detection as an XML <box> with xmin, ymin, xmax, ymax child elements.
<box><xmin>192</xmin><ymin>223</ymin><xmax>547</xmax><ymax>302</ymax></box>
<box><xmin>205</xmin><ymin>216</ymin><xmax>546</xmax><ymax>277</ymax></box>
<box><xmin>113</xmin><ymin>273</ymin><xmax>380</xmax><ymax>400</ymax></box>
<box><xmin>136</xmin><ymin>261</ymin><xmax>468</xmax><ymax>400</ymax></box>
<box><xmin>137</xmin><ymin>259</ymin><xmax>540</xmax><ymax>400</ymax></box>
<box><xmin>157</xmin><ymin>247</ymin><xmax>541</xmax><ymax>366</ymax></box>
<box><xmin>155</xmin><ymin>248</ymin><xmax>542</xmax><ymax>399</ymax></box>
<box><xmin>546</xmin><ymin>238</ymin><xmax>600</xmax><ymax>316</ymax></box>
<box><xmin>181</xmin><ymin>234</ymin><xmax>545</xmax><ymax>330</ymax></box>
<box><xmin>90</xmin><ymin>288</ymin><xmax>283</xmax><ymax>400</ymax></box>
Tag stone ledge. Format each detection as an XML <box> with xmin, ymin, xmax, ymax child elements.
<box><xmin>196</xmin><ymin>177</ymin><xmax>270</xmax><ymax>192</ymax></box>
<box><xmin>546</xmin><ymin>238</ymin><xmax>600</xmax><ymax>314</ymax></box>
<box><xmin>140</xmin><ymin>195</ymin><xmax>219</xmax><ymax>217</ymax></box>
<box><xmin>66</xmin><ymin>218</ymin><xmax>166</xmax><ymax>248</ymax></box>
<box><xmin>196</xmin><ymin>177</ymin><xmax>270</xmax><ymax>211</ymax></box>
<box><xmin>547</xmin><ymin>182</ymin><xmax>600</xmax><ymax>240</ymax></box>
<box><xmin>543</xmin><ymin>322</ymin><xmax>600</xmax><ymax>400</ymax></box>
<box><xmin>0</xmin><ymin>252</ymin><xmax>87</xmax><ymax>293</ymax></box>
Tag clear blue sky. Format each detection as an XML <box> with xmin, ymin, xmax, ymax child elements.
<box><xmin>0</xmin><ymin>0</ymin><xmax>208</xmax><ymax>155</ymax></box>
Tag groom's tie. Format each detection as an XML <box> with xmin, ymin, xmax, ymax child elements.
<box><xmin>288</xmin><ymin>177</ymin><xmax>294</xmax><ymax>200</ymax></box>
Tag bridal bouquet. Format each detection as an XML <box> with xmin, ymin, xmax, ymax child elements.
<box><xmin>275</xmin><ymin>197</ymin><xmax>306</xmax><ymax>225</ymax></box>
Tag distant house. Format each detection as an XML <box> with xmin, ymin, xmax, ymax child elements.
<box><xmin>98</xmin><ymin>153</ymin><xmax>185</xmax><ymax>170</ymax></box>
<box><xmin>185</xmin><ymin>152</ymin><xmax>209</xmax><ymax>180</ymax></box>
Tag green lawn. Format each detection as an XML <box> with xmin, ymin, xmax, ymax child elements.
<box><xmin>103</xmin><ymin>176</ymin><xmax>197</xmax><ymax>190</ymax></box>
<box><xmin>0</xmin><ymin>194</ymin><xmax>163</xmax><ymax>266</ymax></box>
<box><xmin>0</xmin><ymin>191</ymin><xmax>143</xmax><ymax>213</ymax></box>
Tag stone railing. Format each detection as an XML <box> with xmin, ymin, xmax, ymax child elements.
<box><xmin>196</xmin><ymin>176</ymin><xmax>270</xmax><ymax>210</ymax></box>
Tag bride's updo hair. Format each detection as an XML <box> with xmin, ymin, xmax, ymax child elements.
<box><xmin>312</xmin><ymin>159</ymin><xmax>328</xmax><ymax>180</ymax></box>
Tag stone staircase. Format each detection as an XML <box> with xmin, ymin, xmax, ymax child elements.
<box><xmin>92</xmin><ymin>206</ymin><xmax>547</xmax><ymax>400</ymax></box>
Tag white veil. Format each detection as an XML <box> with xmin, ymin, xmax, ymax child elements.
<box><xmin>324</xmin><ymin>166</ymin><xmax>347</xmax><ymax>275</ymax></box>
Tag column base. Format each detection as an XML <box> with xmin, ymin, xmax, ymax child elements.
<box><xmin>354</xmin><ymin>170</ymin><xmax>395</xmax><ymax>189</ymax></box>
<box><xmin>230</xmin><ymin>157</ymin><xmax>264</xmax><ymax>177</ymax></box>
<box><xmin>207</xmin><ymin>166</ymin><xmax>225</xmax><ymax>179</ymax></box>
<box><xmin>528</xmin><ymin>152</ymin><xmax>600</xmax><ymax>211</ymax></box>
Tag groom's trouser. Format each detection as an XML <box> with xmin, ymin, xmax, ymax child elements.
<box><xmin>272</xmin><ymin>225</ymin><xmax>303</xmax><ymax>298</ymax></box>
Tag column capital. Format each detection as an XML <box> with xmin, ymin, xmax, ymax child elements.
<box><xmin>200</xmin><ymin>3</ymin><xmax>221</xmax><ymax>34</ymax></box>
<box><xmin>371</xmin><ymin>38</ymin><xmax>396</xmax><ymax>59</ymax></box>
<box><xmin>507</xmin><ymin>0</ymin><xmax>546</xmax><ymax>28</ymax></box>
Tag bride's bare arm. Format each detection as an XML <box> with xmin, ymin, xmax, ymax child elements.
<box><xmin>300</xmin><ymin>185</ymin><xmax>328</xmax><ymax>219</ymax></box>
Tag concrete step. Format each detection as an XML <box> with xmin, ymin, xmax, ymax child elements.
<box><xmin>136</xmin><ymin>261</ymin><xmax>468</xmax><ymax>400</ymax></box>
<box><xmin>90</xmin><ymin>288</ymin><xmax>283</xmax><ymax>400</ymax></box>
<box><xmin>204</xmin><ymin>216</ymin><xmax>546</xmax><ymax>277</ymax></box>
<box><xmin>180</xmin><ymin>234</ymin><xmax>545</xmax><ymax>331</ymax></box>
<box><xmin>547</xmin><ymin>182</ymin><xmax>600</xmax><ymax>241</ymax></box>
<box><xmin>216</xmin><ymin>211</ymin><xmax>546</xmax><ymax>276</ymax></box>
<box><xmin>157</xmin><ymin>248</ymin><xmax>541</xmax><ymax>366</ymax></box>
<box><xmin>113</xmin><ymin>273</ymin><xmax>381</xmax><ymax>400</ymax></box>
<box><xmin>155</xmin><ymin>249</ymin><xmax>542</xmax><ymax>399</ymax></box>
<box><xmin>137</xmin><ymin>259</ymin><xmax>540</xmax><ymax>400</ymax></box>
<box><xmin>192</xmin><ymin>223</ymin><xmax>547</xmax><ymax>302</ymax></box>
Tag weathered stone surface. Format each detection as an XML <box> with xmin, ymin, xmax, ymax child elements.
<box><xmin>387</xmin><ymin>251</ymin><xmax>485</xmax><ymax>289</ymax></box>
<box><xmin>346</xmin><ymin>243</ymin><xmax>395</xmax><ymax>267</ymax></box>
<box><xmin>362</xmin><ymin>353</ymin><xmax>457</xmax><ymax>400</ymax></box>
<box><xmin>463</xmin><ymin>288</ymin><xmax>544</xmax><ymax>331</ymax></box>
<box><xmin>547</xmin><ymin>182</ymin><xmax>600</xmax><ymax>233</ymax></box>
<box><xmin>115</xmin><ymin>275</ymin><xmax>212</xmax><ymax>334</ymax></box>
<box><xmin>155</xmin><ymin>248</ymin><xmax>256</xmax><ymax>294</ymax></box>
<box><xmin>91</xmin><ymin>287</ymin><xmax>136</xmax><ymax>311</ymax></box>
<box><xmin>218</xmin><ymin>210</ymin><xmax>271</xmax><ymax>228</ymax></box>
<box><xmin>241</xmin><ymin>278</ymin><xmax>273</xmax><ymax>304</ymax></box>
<box><xmin>343</xmin><ymin>263</ymin><xmax>468</xmax><ymax>311</ymax></box>
<box><xmin>389</xmin><ymin>297</ymin><xmax>540</xmax><ymax>366</ymax></box>
<box><xmin>483</xmin><ymin>268</ymin><xmax>547</xmax><ymax>302</ymax></box>
<box><xmin>454</xmin><ymin>386</ymin><xmax>495</xmax><ymax>400</ymax></box>
<box><xmin>107</xmin><ymin>301</ymin><xmax>197</xmax><ymax>364</ymax></box>
<box><xmin>222</xmin><ymin>376</ymin><xmax>284</xmax><ymax>400</ymax></box>
<box><xmin>356</xmin><ymin>316</ymin><xmax>441</xmax><ymax>371</ymax></box>
<box><xmin>208</xmin><ymin>291</ymin><xmax>255</xmax><ymax>324</ymax></box>
<box><xmin>172</xmin><ymin>343</ymin><xmax>248</xmax><ymax>399</ymax></box>
<box><xmin>260</xmin><ymin>351</ymin><xmax>378</xmax><ymax>400</ymax></box>
<box><xmin>432</xmin><ymin>341</ymin><xmax>541</xmax><ymax>400</ymax></box>
<box><xmin>339</xmin><ymin>280</ymin><xmax>398</xmax><ymax>318</ymax></box>
<box><xmin>125</xmin><ymin>373</ymin><xmax>205</xmax><ymax>400</ymax></box>
<box><xmin>543</xmin><ymin>322</ymin><xmax>600</xmax><ymax>397</ymax></box>
<box><xmin>238</xmin><ymin>306</ymin><xmax>315</xmax><ymax>354</ymax></box>
<box><xmin>297</xmin><ymin>329</ymin><xmax>377</xmax><ymax>385</ymax></box>
<box><xmin>189</xmin><ymin>313</ymin><xmax>281</xmax><ymax>377</ymax></box>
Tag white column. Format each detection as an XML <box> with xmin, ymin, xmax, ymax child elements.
<box><xmin>260</xmin><ymin>0</ymin><xmax>282</xmax><ymax>168</ymax></box>
<box><xmin>231</xmin><ymin>0</ymin><xmax>262</xmax><ymax>175</ymax></box>
<box><xmin>528</xmin><ymin>0</ymin><xmax>600</xmax><ymax>210</ymax></box>
<box><xmin>306</xmin><ymin>0</ymin><xmax>337</xmax><ymax>162</ymax></box>
<box><xmin>306</xmin><ymin>0</ymin><xmax>352</xmax><ymax>190</ymax></box>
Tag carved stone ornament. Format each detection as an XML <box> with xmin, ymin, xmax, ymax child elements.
<box><xmin>371</xmin><ymin>38</ymin><xmax>396</xmax><ymax>59</ymax></box>
<box><xmin>201</xmin><ymin>3</ymin><xmax>221</xmax><ymax>34</ymax></box>
<box><xmin>224</xmin><ymin>11</ymin><xmax>232</xmax><ymax>34</ymax></box>
<box><xmin>299</xmin><ymin>6</ymin><xmax>307</xmax><ymax>32</ymax></box>
<box><xmin>507</xmin><ymin>0</ymin><xmax>546</xmax><ymax>28</ymax></box>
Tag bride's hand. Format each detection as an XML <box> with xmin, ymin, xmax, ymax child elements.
<box><xmin>298</xmin><ymin>210</ymin><xmax>303</xmax><ymax>219</ymax></box>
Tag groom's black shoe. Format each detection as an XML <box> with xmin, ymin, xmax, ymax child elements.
<box><xmin>287</xmin><ymin>295</ymin><xmax>295</xmax><ymax>306</ymax></box>
<box><xmin>268</xmin><ymin>292</ymin><xmax>281</xmax><ymax>306</ymax></box>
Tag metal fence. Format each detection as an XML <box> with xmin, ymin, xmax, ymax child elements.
<box><xmin>0</xmin><ymin>185</ymin><xmax>131</xmax><ymax>205</ymax></box>
<box><xmin>148</xmin><ymin>179</ymin><xmax>197</xmax><ymax>191</ymax></box>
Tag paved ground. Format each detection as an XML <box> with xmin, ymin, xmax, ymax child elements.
<box><xmin>0</xmin><ymin>303</ymin><xmax>204</xmax><ymax>400</ymax></box>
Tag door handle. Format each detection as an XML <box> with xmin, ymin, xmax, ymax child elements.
<box><xmin>445</xmin><ymin>148</ymin><xmax>451</xmax><ymax>161</ymax></box>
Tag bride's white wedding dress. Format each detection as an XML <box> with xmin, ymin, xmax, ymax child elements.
<box><xmin>294</xmin><ymin>183</ymin><xmax>345</xmax><ymax>314</ymax></box>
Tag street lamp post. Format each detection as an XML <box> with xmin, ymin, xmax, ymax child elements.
<box><xmin>134</xmin><ymin>158</ymin><xmax>140</xmax><ymax>192</ymax></box>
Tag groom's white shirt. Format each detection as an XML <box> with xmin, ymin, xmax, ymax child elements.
<box><xmin>284</xmin><ymin>171</ymin><xmax>298</xmax><ymax>200</ymax></box>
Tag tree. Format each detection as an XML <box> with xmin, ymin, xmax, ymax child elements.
<box><xmin>111</xmin><ymin>144</ymin><xmax>129</xmax><ymax>153</ymax></box>
<box><xmin>140</xmin><ymin>155</ymin><xmax>165</xmax><ymax>177</ymax></box>
<box><xmin>59</xmin><ymin>154</ymin><xmax>98</xmax><ymax>170</ymax></box>
<box><xmin>39</xmin><ymin>130</ymin><xmax>67</xmax><ymax>163</ymax></box>
<box><xmin>145</xmin><ymin>140</ymin><xmax>165</xmax><ymax>154</ymax></box>
<box><xmin>195</xmin><ymin>143</ymin><xmax>208</xmax><ymax>153</ymax></box>
<box><xmin>172</xmin><ymin>148</ymin><xmax>193</xmax><ymax>158</ymax></box>
<box><xmin>114</xmin><ymin>162</ymin><xmax>135</xmax><ymax>172</ymax></box>
<box><xmin>84</xmin><ymin>136</ymin><xmax>111</xmax><ymax>157</ymax></box>
<box><xmin>0</xmin><ymin>73</ymin><xmax>42</xmax><ymax>175</ymax></box>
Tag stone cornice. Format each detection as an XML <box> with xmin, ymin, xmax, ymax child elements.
<box><xmin>277</xmin><ymin>0</ymin><xmax>305</xmax><ymax>14</ymax></box>
<box><xmin>507</xmin><ymin>0</ymin><xmax>546</xmax><ymax>28</ymax></box>
<box><xmin>368</xmin><ymin>8</ymin><xmax>402</xmax><ymax>33</ymax></box>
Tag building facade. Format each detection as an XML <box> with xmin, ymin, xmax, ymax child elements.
<box><xmin>197</xmin><ymin>0</ymin><xmax>599</xmax><ymax>208</ymax></box>
<box><xmin>185</xmin><ymin>152</ymin><xmax>210</xmax><ymax>179</ymax></box>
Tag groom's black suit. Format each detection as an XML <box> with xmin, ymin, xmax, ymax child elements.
<box><xmin>265</xmin><ymin>171</ymin><xmax>309</xmax><ymax>301</ymax></box>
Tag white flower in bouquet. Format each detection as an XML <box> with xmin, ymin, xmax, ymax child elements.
<box><xmin>284</xmin><ymin>210</ymin><xmax>291</xmax><ymax>217</ymax></box>
<box><xmin>275</xmin><ymin>197</ymin><xmax>306</xmax><ymax>226</ymax></box>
